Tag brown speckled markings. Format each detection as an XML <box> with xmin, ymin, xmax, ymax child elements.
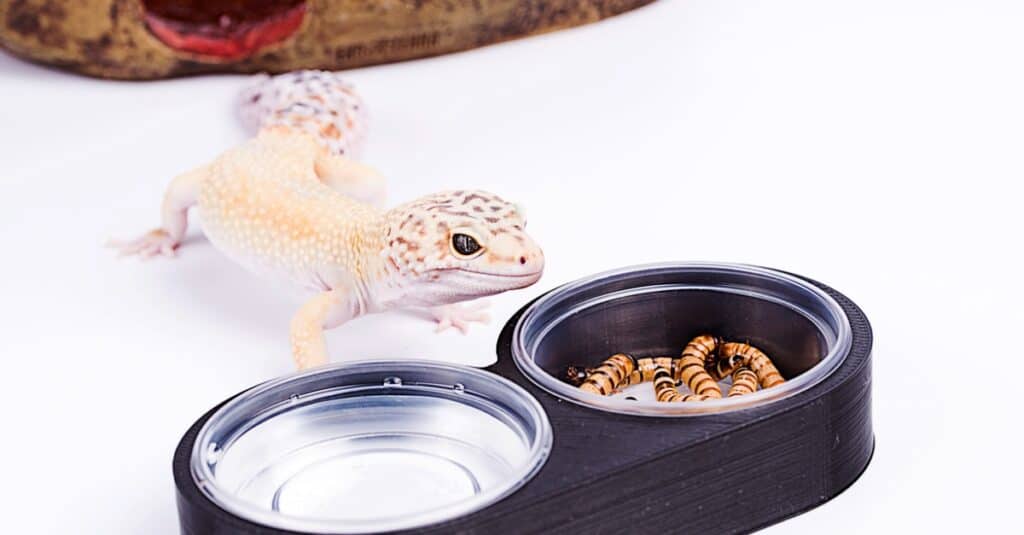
<box><xmin>239</xmin><ymin>71</ymin><xmax>369</xmax><ymax>157</ymax></box>
<box><xmin>382</xmin><ymin>188</ymin><xmax>534</xmax><ymax>281</ymax></box>
<box><xmin>0</xmin><ymin>0</ymin><xmax>658</xmax><ymax>79</ymax></box>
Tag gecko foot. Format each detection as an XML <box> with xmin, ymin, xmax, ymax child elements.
<box><xmin>107</xmin><ymin>229</ymin><xmax>179</xmax><ymax>259</ymax></box>
<box><xmin>431</xmin><ymin>302</ymin><xmax>491</xmax><ymax>334</ymax></box>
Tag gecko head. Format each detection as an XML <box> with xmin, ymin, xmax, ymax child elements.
<box><xmin>383</xmin><ymin>190</ymin><xmax>544</xmax><ymax>304</ymax></box>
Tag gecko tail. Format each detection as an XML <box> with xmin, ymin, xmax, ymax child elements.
<box><xmin>237</xmin><ymin>70</ymin><xmax>369</xmax><ymax>158</ymax></box>
<box><xmin>238</xmin><ymin>72</ymin><xmax>273</xmax><ymax>133</ymax></box>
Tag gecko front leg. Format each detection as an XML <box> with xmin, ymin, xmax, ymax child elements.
<box><xmin>290</xmin><ymin>289</ymin><xmax>358</xmax><ymax>370</ymax></box>
<box><xmin>109</xmin><ymin>165</ymin><xmax>208</xmax><ymax>258</ymax></box>
<box><xmin>430</xmin><ymin>301</ymin><xmax>491</xmax><ymax>334</ymax></box>
<box><xmin>314</xmin><ymin>150</ymin><xmax>387</xmax><ymax>208</ymax></box>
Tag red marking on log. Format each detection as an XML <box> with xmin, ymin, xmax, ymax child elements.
<box><xmin>142</xmin><ymin>0</ymin><xmax>307</xmax><ymax>60</ymax></box>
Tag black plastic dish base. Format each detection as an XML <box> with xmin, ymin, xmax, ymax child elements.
<box><xmin>173</xmin><ymin>275</ymin><xmax>873</xmax><ymax>535</ymax></box>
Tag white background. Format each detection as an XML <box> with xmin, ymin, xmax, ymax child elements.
<box><xmin>1</xmin><ymin>0</ymin><xmax>1020</xmax><ymax>532</ymax></box>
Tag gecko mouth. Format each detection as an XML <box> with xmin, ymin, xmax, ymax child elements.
<box><xmin>141</xmin><ymin>0</ymin><xmax>308</xmax><ymax>60</ymax></box>
<box><xmin>458</xmin><ymin>269</ymin><xmax>544</xmax><ymax>280</ymax></box>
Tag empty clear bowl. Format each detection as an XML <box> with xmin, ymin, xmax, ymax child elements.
<box><xmin>191</xmin><ymin>360</ymin><xmax>552</xmax><ymax>533</ymax></box>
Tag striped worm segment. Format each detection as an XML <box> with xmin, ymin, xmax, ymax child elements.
<box><xmin>708</xmin><ymin>352</ymin><xmax>745</xmax><ymax>381</ymax></box>
<box><xmin>652</xmin><ymin>365</ymin><xmax>684</xmax><ymax>402</ymax></box>
<box><xmin>720</xmin><ymin>342</ymin><xmax>785</xmax><ymax>388</ymax></box>
<box><xmin>727</xmin><ymin>367</ymin><xmax>758</xmax><ymax>397</ymax></box>
<box><xmin>571</xmin><ymin>355</ymin><xmax>676</xmax><ymax>394</ymax></box>
<box><xmin>624</xmin><ymin>356</ymin><xmax>677</xmax><ymax>388</ymax></box>
<box><xmin>579</xmin><ymin>353</ymin><xmax>635</xmax><ymax>395</ymax></box>
<box><xmin>652</xmin><ymin>365</ymin><xmax>710</xmax><ymax>402</ymax></box>
<box><xmin>678</xmin><ymin>336</ymin><xmax>723</xmax><ymax>398</ymax></box>
<box><xmin>682</xmin><ymin>334</ymin><xmax>720</xmax><ymax>367</ymax></box>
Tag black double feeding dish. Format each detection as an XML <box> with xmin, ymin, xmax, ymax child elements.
<box><xmin>174</xmin><ymin>263</ymin><xmax>874</xmax><ymax>534</ymax></box>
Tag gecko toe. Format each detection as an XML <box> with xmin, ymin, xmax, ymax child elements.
<box><xmin>108</xmin><ymin>229</ymin><xmax>180</xmax><ymax>260</ymax></box>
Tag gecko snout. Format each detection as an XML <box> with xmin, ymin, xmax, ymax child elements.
<box><xmin>485</xmin><ymin>232</ymin><xmax>544</xmax><ymax>279</ymax></box>
<box><xmin>516</xmin><ymin>247</ymin><xmax>545</xmax><ymax>278</ymax></box>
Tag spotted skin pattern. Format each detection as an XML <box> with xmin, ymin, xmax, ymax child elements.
<box><xmin>238</xmin><ymin>70</ymin><xmax>369</xmax><ymax>158</ymax></box>
<box><xmin>111</xmin><ymin>72</ymin><xmax>544</xmax><ymax>370</ymax></box>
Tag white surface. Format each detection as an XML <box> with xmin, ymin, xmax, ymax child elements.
<box><xmin>0</xmin><ymin>0</ymin><xmax>1020</xmax><ymax>533</ymax></box>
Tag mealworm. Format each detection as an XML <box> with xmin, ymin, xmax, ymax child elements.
<box><xmin>569</xmin><ymin>355</ymin><xmax>675</xmax><ymax>394</ymax></box>
<box><xmin>623</xmin><ymin>356</ymin><xmax>677</xmax><ymax>388</ymax></box>
<box><xmin>653</xmin><ymin>365</ymin><xmax>710</xmax><ymax>402</ymax></box>
<box><xmin>682</xmin><ymin>334</ymin><xmax>720</xmax><ymax>367</ymax></box>
<box><xmin>707</xmin><ymin>351</ymin><xmax>746</xmax><ymax>381</ymax></box>
<box><xmin>652</xmin><ymin>365</ymin><xmax>684</xmax><ymax>402</ymax></box>
<box><xmin>719</xmin><ymin>342</ymin><xmax>785</xmax><ymax>388</ymax></box>
<box><xmin>678</xmin><ymin>335</ymin><xmax>723</xmax><ymax>398</ymax></box>
<box><xmin>727</xmin><ymin>366</ymin><xmax>758</xmax><ymax>397</ymax></box>
<box><xmin>565</xmin><ymin>365</ymin><xmax>589</xmax><ymax>386</ymax></box>
<box><xmin>579</xmin><ymin>353</ymin><xmax>635</xmax><ymax>395</ymax></box>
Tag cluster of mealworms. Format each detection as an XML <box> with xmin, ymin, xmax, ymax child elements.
<box><xmin>566</xmin><ymin>335</ymin><xmax>785</xmax><ymax>402</ymax></box>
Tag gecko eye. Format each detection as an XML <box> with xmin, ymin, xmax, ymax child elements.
<box><xmin>452</xmin><ymin>233</ymin><xmax>482</xmax><ymax>257</ymax></box>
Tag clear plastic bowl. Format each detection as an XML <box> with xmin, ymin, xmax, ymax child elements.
<box><xmin>190</xmin><ymin>360</ymin><xmax>552</xmax><ymax>533</ymax></box>
<box><xmin>512</xmin><ymin>262</ymin><xmax>853</xmax><ymax>416</ymax></box>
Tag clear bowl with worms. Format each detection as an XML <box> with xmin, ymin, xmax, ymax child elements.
<box><xmin>190</xmin><ymin>360</ymin><xmax>552</xmax><ymax>533</ymax></box>
<box><xmin>512</xmin><ymin>262</ymin><xmax>853</xmax><ymax>416</ymax></box>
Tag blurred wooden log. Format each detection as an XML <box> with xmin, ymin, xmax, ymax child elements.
<box><xmin>0</xmin><ymin>0</ymin><xmax>657</xmax><ymax>80</ymax></box>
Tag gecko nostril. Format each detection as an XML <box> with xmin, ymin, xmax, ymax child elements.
<box><xmin>519</xmin><ymin>256</ymin><xmax>527</xmax><ymax>265</ymax></box>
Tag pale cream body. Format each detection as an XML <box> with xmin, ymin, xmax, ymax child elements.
<box><xmin>198</xmin><ymin>131</ymin><xmax>388</xmax><ymax>305</ymax></box>
<box><xmin>112</xmin><ymin>72</ymin><xmax>544</xmax><ymax>370</ymax></box>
